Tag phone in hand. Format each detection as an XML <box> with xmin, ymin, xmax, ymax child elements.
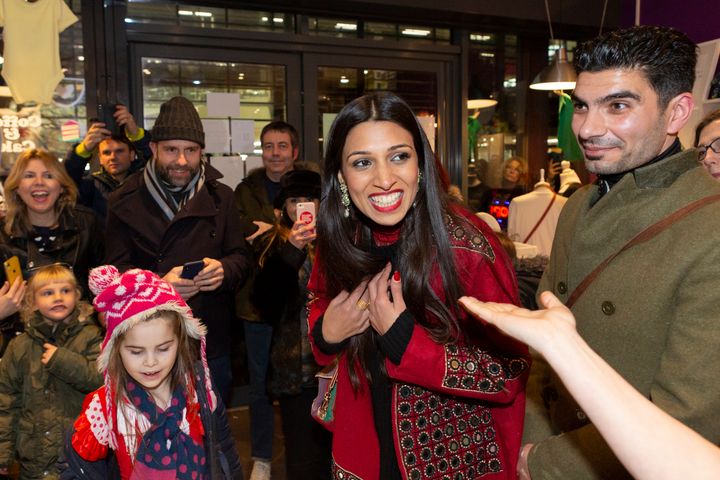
<box><xmin>295</xmin><ymin>202</ymin><xmax>316</xmax><ymax>228</ymax></box>
<box><xmin>97</xmin><ymin>103</ymin><xmax>119</xmax><ymax>134</ymax></box>
<box><xmin>180</xmin><ymin>260</ymin><xmax>205</xmax><ymax>280</ymax></box>
<box><xmin>3</xmin><ymin>256</ymin><xmax>22</xmax><ymax>285</ymax></box>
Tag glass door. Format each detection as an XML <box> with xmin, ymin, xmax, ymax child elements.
<box><xmin>129</xmin><ymin>43</ymin><xmax>301</xmax><ymax>188</ymax></box>
<box><xmin>303</xmin><ymin>54</ymin><xmax>450</xmax><ymax>167</ymax></box>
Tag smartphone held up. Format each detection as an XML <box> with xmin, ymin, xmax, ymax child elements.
<box><xmin>295</xmin><ymin>202</ymin><xmax>316</xmax><ymax>228</ymax></box>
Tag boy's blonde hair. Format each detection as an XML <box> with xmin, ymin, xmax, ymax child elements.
<box><xmin>21</xmin><ymin>264</ymin><xmax>94</xmax><ymax>323</ymax></box>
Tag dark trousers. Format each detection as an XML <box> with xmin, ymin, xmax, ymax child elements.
<box><xmin>279</xmin><ymin>386</ymin><xmax>332</xmax><ymax>480</ymax></box>
<box><xmin>244</xmin><ymin>320</ymin><xmax>275</xmax><ymax>460</ymax></box>
<box><xmin>208</xmin><ymin>354</ymin><xmax>233</xmax><ymax>408</ymax></box>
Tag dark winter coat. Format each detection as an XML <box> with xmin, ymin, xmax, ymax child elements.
<box><xmin>0</xmin><ymin>205</ymin><xmax>105</xmax><ymax>293</ymax></box>
<box><xmin>0</xmin><ymin>206</ymin><xmax>104</xmax><ymax>357</ymax></box>
<box><xmin>105</xmin><ymin>164</ymin><xmax>252</xmax><ymax>359</ymax></box>
<box><xmin>58</xmin><ymin>362</ymin><xmax>243</xmax><ymax>480</ymax></box>
<box><xmin>233</xmin><ymin>168</ymin><xmax>277</xmax><ymax>322</ymax></box>
<box><xmin>63</xmin><ymin>132</ymin><xmax>152</xmax><ymax>225</ymax></box>
<box><xmin>252</xmin><ymin>222</ymin><xmax>317</xmax><ymax>396</ymax></box>
<box><xmin>0</xmin><ymin>310</ymin><xmax>103</xmax><ymax>479</ymax></box>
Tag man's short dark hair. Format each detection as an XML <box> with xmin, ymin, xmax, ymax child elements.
<box><xmin>574</xmin><ymin>25</ymin><xmax>697</xmax><ymax>108</ymax></box>
<box><xmin>101</xmin><ymin>134</ymin><xmax>135</xmax><ymax>152</ymax></box>
<box><xmin>260</xmin><ymin>121</ymin><xmax>299</xmax><ymax>149</ymax></box>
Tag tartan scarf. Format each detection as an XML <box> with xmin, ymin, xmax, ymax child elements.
<box><xmin>127</xmin><ymin>380</ymin><xmax>208</xmax><ymax>480</ymax></box>
<box><xmin>144</xmin><ymin>158</ymin><xmax>205</xmax><ymax>221</ymax></box>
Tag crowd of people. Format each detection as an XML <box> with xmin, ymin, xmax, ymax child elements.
<box><xmin>0</xmin><ymin>23</ymin><xmax>718</xmax><ymax>480</ymax></box>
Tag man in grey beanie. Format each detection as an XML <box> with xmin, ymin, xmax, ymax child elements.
<box><xmin>104</xmin><ymin>96</ymin><xmax>252</xmax><ymax>406</ymax></box>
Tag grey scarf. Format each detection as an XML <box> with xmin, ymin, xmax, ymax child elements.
<box><xmin>143</xmin><ymin>158</ymin><xmax>205</xmax><ymax>220</ymax></box>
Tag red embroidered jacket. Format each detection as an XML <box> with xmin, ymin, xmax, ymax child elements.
<box><xmin>308</xmin><ymin>209</ymin><xmax>530</xmax><ymax>480</ymax></box>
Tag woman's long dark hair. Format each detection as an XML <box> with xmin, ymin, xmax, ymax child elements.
<box><xmin>317</xmin><ymin>92</ymin><xmax>464</xmax><ymax>389</ymax></box>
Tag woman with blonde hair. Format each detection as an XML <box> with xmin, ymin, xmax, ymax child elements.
<box><xmin>0</xmin><ymin>149</ymin><xmax>104</xmax><ymax>353</ymax></box>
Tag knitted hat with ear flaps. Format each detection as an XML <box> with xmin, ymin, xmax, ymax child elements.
<box><xmin>89</xmin><ymin>265</ymin><xmax>208</xmax><ymax>373</ymax></box>
<box><xmin>88</xmin><ymin>265</ymin><xmax>215</xmax><ymax>449</ymax></box>
<box><xmin>151</xmin><ymin>96</ymin><xmax>205</xmax><ymax>148</ymax></box>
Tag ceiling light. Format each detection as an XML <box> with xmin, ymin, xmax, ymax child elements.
<box><xmin>335</xmin><ymin>23</ymin><xmax>357</xmax><ymax>31</ymax></box>
<box><xmin>401</xmin><ymin>29</ymin><xmax>431</xmax><ymax>37</ymax></box>
<box><xmin>529</xmin><ymin>46</ymin><xmax>576</xmax><ymax>91</ymax></box>
<box><xmin>529</xmin><ymin>0</ymin><xmax>576</xmax><ymax>91</ymax></box>
<box><xmin>192</xmin><ymin>80</ymin><xmax>201</xmax><ymax>85</ymax></box>
<box><xmin>467</xmin><ymin>98</ymin><xmax>498</xmax><ymax>109</ymax></box>
<box><xmin>178</xmin><ymin>10</ymin><xmax>193</xmax><ymax>16</ymax></box>
<box><xmin>467</xmin><ymin>86</ymin><xmax>497</xmax><ymax>109</ymax></box>
<box><xmin>195</xmin><ymin>11</ymin><xmax>212</xmax><ymax>17</ymax></box>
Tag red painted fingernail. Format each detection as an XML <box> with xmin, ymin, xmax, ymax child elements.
<box><xmin>393</xmin><ymin>271</ymin><xmax>401</xmax><ymax>282</ymax></box>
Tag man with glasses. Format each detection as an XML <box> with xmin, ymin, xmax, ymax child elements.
<box><xmin>520</xmin><ymin>26</ymin><xmax>720</xmax><ymax>479</ymax></box>
<box><xmin>105</xmin><ymin>96</ymin><xmax>252</xmax><ymax>406</ymax></box>
<box><xmin>694</xmin><ymin>109</ymin><xmax>720</xmax><ymax>179</ymax></box>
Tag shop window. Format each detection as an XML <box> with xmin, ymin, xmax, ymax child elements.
<box><xmin>468</xmin><ymin>32</ymin><xmax>519</xmax><ymax>194</ymax></box>
<box><xmin>306</xmin><ymin>16</ymin><xmax>450</xmax><ymax>44</ymax></box>
<box><xmin>316</xmin><ymin>66</ymin><xmax>437</xmax><ymax>160</ymax></box>
<box><xmin>125</xmin><ymin>2</ymin><xmax>294</xmax><ymax>32</ymax></box>
<box><xmin>307</xmin><ymin>18</ymin><xmax>359</xmax><ymax>38</ymax></box>
<box><xmin>0</xmin><ymin>0</ymin><xmax>85</xmax><ymax>170</ymax></box>
<box><xmin>141</xmin><ymin>57</ymin><xmax>286</xmax><ymax>160</ymax></box>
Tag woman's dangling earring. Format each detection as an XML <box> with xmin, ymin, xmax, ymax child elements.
<box><xmin>418</xmin><ymin>170</ymin><xmax>423</xmax><ymax>185</ymax></box>
<box><xmin>339</xmin><ymin>181</ymin><xmax>350</xmax><ymax>218</ymax></box>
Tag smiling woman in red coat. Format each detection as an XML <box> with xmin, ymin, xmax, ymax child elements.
<box><xmin>308</xmin><ymin>92</ymin><xmax>530</xmax><ymax>480</ymax></box>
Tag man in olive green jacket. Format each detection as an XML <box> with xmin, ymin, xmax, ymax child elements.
<box><xmin>521</xmin><ymin>26</ymin><xmax>720</xmax><ymax>479</ymax></box>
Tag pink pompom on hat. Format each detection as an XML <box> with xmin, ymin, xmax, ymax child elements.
<box><xmin>89</xmin><ymin>265</ymin><xmax>207</xmax><ymax>372</ymax></box>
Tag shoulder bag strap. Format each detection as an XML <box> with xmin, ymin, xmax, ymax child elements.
<box><xmin>565</xmin><ymin>193</ymin><xmax>720</xmax><ymax>309</ymax></box>
<box><xmin>522</xmin><ymin>193</ymin><xmax>557</xmax><ymax>243</ymax></box>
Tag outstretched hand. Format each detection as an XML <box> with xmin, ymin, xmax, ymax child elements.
<box><xmin>458</xmin><ymin>291</ymin><xmax>577</xmax><ymax>355</ymax></box>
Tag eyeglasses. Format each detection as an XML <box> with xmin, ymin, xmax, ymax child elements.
<box><xmin>698</xmin><ymin>137</ymin><xmax>720</xmax><ymax>162</ymax></box>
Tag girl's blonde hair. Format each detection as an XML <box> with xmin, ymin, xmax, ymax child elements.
<box><xmin>21</xmin><ymin>264</ymin><xmax>93</xmax><ymax>323</ymax></box>
<box><xmin>3</xmin><ymin>148</ymin><xmax>78</xmax><ymax>236</ymax></box>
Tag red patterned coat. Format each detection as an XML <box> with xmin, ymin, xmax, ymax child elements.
<box><xmin>308</xmin><ymin>209</ymin><xmax>530</xmax><ymax>480</ymax></box>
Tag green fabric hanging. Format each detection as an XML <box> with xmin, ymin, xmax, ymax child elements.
<box><xmin>558</xmin><ymin>92</ymin><xmax>584</xmax><ymax>162</ymax></box>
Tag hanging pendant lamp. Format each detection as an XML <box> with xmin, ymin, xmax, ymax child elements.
<box><xmin>529</xmin><ymin>46</ymin><xmax>577</xmax><ymax>91</ymax></box>
<box><xmin>529</xmin><ymin>0</ymin><xmax>577</xmax><ymax>91</ymax></box>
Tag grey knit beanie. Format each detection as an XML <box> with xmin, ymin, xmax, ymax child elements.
<box><xmin>151</xmin><ymin>96</ymin><xmax>205</xmax><ymax>148</ymax></box>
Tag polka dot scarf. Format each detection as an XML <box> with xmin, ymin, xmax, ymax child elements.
<box><xmin>127</xmin><ymin>381</ymin><xmax>208</xmax><ymax>480</ymax></box>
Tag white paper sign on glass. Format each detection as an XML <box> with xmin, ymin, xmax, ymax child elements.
<box><xmin>231</xmin><ymin>119</ymin><xmax>255</xmax><ymax>153</ymax></box>
<box><xmin>206</xmin><ymin>92</ymin><xmax>241</xmax><ymax>117</ymax></box>
<box><xmin>201</xmin><ymin>119</ymin><xmax>230</xmax><ymax>154</ymax></box>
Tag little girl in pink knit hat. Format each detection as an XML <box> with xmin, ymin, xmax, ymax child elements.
<box><xmin>60</xmin><ymin>265</ymin><xmax>243</xmax><ymax>479</ymax></box>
